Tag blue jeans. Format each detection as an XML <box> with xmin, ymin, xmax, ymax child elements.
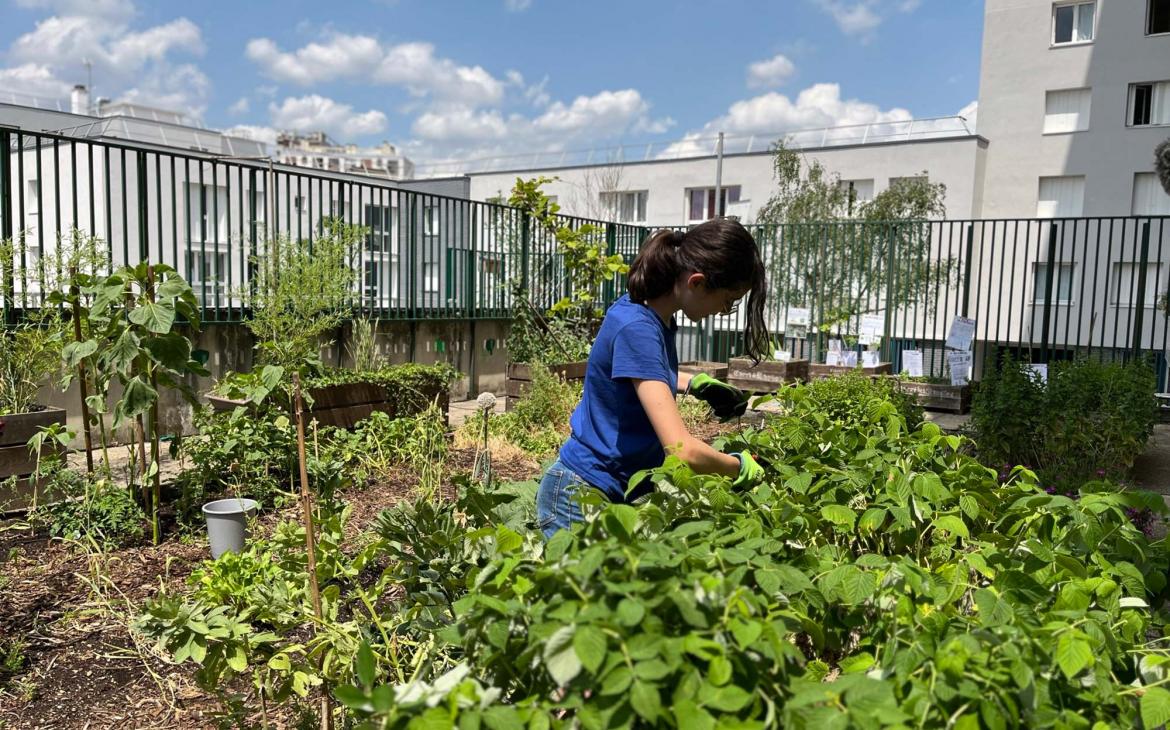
<box><xmin>536</xmin><ymin>459</ymin><xmax>604</xmax><ymax>539</ymax></box>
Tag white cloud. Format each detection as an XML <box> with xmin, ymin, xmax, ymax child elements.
<box><xmin>747</xmin><ymin>54</ymin><xmax>796</xmax><ymax>89</ymax></box>
<box><xmin>246</xmin><ymin>33</ymin><xmax>505</xmax><ymax>106</ymax></box>
<box><xmin>811</xmin><ymin>0</ymin><xmax>919</xmax><ymax>37</ymax></box>
<box><xmin>11</xmin><ymin>16</ymin><xmax>202</xmax><ymax>73</ymax></box>
<box><xmin>0</xmin><ymin>62</ymin><xmax>72</xmax><ymax>99</ymax></box>
<box><xmin>533</xmin><ymin>89</ymin><xmax>664</xmax><ymax>135</ymax></box>
<box><xmin>413</xmin><ymin>107</ymin><xmax>510</xmax><ymax>141</ymax></box>
<box><xmin>657</xmin><ymin>82</ymin><xmax>913</xmax><ymax>158</ymax></box>
<box><xmin>119</xmin><ymin>63</ymin><xmax>211</xmax><ymax>116</ymax></box>
<box><xmin>229</xmin><ymin>97</ymin><xmax>250</xmax><ymax>115</ymax></box>
<box><xmin>269</xmin><ymin>94</ymin><xmax>388</xmax><ymax>138</ymax></box>
<box><xmin>505</xmin><ymin>0</ymin><xmax>532</xmax><ymax>10</ymax></box>
<box><xmin>220</xmin><ymin>124</ymin><xmax>279</xmax><ymax>146</ymax></box>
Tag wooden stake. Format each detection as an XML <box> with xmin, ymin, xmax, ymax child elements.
<box><xmin>145</xmin><ymin>265</ymin><xmax>162</xmax><ymax>545</ymax></box>
<box><xmin>69</xmin><ymin>266</ymin><xmax>94</xmax><ymax>473</ymax></box>
<box><xmin>292</xmin><ymin>372</ymin><xmax>330</xmax><ymax>730</ymax></box>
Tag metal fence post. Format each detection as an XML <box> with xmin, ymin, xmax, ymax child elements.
<box><xmin>960</xmin><ymin>223</ymin><xmax>974</xmax><ymax>318</ymax></box>
<box><xmin>1</xmin><ymin>130</ymin><xmax>13</xmax><ymax>325</ymax></box>
<box><xmin>1039</xmin><ymin>222</ymin><xmax>1060</xmax><ymax>362</ymax></box>
<box><xmin>604</xmin><ymin>221</ymin><xmax>616</xmax><ymax>307</ymax></box>
<box><xmin>136</xmin><ymin>152</ymin><xmax>149</xmax><ymax>263</ymax></box>
<box><xmin>520</xmin><ymin>211</ymin><xmax>531</xmax><ymax>296</ymax></box>
<box><xmin>1131</xmin><ymin>220</ymin><xmax>1152</xmax><ymax>359</ymax></box>
<box><xmin>881</xmin><ymin>222</ymin><xmax>896</xmax><ymax>363</ymax></box>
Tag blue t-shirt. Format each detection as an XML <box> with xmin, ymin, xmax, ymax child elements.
<box><xmin>559</xmin><ymin>294</ymin><xmax>679</xmax><ymax>502</ymax></box>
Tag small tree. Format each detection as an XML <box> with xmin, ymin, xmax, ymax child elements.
<box><xmin>245</xmin><ymin>218</ymin><xmax>362</xmax><ymax>374</ymax></box>
<box><xmin>757</xmin><ymin>143</ymin><xmax>956</xmax><ymax>338</ymax></box>
<box><xmin>1155</xmin><ymin>138</ymin><xmax>1170</xmax><ymax>195</ymax></box>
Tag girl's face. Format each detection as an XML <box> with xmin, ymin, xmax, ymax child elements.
<box><xmin>677</xmin><ymin>273</ymin><xmax>750</xmax><ymax>322</ymax></box>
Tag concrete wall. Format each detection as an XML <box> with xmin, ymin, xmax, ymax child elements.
<box><xmin>978</xmin><ymin>0</ymin><xmax>1170</xmax><ymax>217</ymax></box>
<box><xmin>468</xmin><ymin>136</ymin><xmax>989</xmax><ymax>226</ymax></box>
<box><xmin>34</xmin><ymin>319</ymin><xmax>512</xmax><ymax>448</ymax></box>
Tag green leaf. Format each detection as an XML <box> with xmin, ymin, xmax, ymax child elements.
<box><xmin>128</xmin><ymin>301</ymin><xmax>177</xmax><ymax>334</ymax></box>
<box><xmin>821</xmin><ymin>504</ymin><xmax>856</xmax><ymax>530</ymax></box>
<box><xmin>142</xmin><ymin>332</ymin><xmax>192</xmax><ymax>372</ymax></box>
<box><xmin>1055</xmin><ymin>632</ymin><xmax>1093</xmax><ymax>679</ymax></box>
<box><xmin>959</xmin><ymin>495</ymin><xmax>980</xmax><ymax>520</ymax></box>
<box><xmin>1141</xmin><ymin>687</ymin><xmax>1170</xmax><ymax>729</ymax></box>
<box><xmin>730</xmin><ymin>618</ymin><xmax>763</xmax><ymax>649</ymax></box>
<box><xmin>333</xmin><ymin>685</ymin><xmax>371</xmax><ymax>713</ymax></box>
<box><xmin>156</xmin><ymin>277</ymin><xmax>190</xmax><ymax>301</ymax></box>
<box><xmin>604</xmin><ymin>505</ymin><xmax>638</xmax><ymax>541</ymax></box>
<box><xmin>673</xmin><ymin>699</ymin><xmax>715</xmax><ymax>730</ymax></box>
<box><xmin>615</xmin><ymin>598</ymin><xmax>645</xmax><ymax>627</ymax></box>
<box><xmin>116</xmin><ymin>376</ymin><xmax>158</xmax><ymax>426</ymax></box>
<box><xmin>707</xmin><ymin>655</ymin><xmax>733</xmax><ymax>686</ymax></box>
<box><xmin>858</xmin><ymin>507</ymin><xmax>886</xmax><ymax>532</ymax></box>
<box><xmin>62</xmin><ymin>339</ymin><xmax>98</xmax><ymax>368</ymax></box>
<box><xmin>224</xmin><ymin>645</ymin><xmax>247</xmax><ymax>672</ymax></box>
<box><xmin>934</xmin><ymin>515</ymin><xmax>969</xmax><ymax>539</ymax></box>
<box><xmin>107</xmin><ymin>328</ymin><xmax>141</xmax><ymax>375</ymax></box>
<box><xmin>573</xmin><ymin>625</ymin><xmax>607</xmax><ymax>675</ymax></box>
<box><xmin>355</xmin><ymin>641</ymin><xmax>375</xmax><ymax>687</ymax></box>
<box><xmin>600</xmin><ymin>666</ymin><xmax>633</xmax><ymax>695</ymax></box>
<box><xmin>630</xmin><ymin>680</ymin><xmax>661</xmax><ymax>721</ymax></box>
<box><xmin>543</xmin><ymin>625</ymin><xmax>581</xmax><ymax>686</ymax></box>
<box><xmin>838</xmin><ymin>652</ymin><xmax>875</xmax><ymax>674</ymax></box>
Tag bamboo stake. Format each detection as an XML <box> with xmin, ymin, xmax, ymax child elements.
<box><xmin>145</xmin><ymin>265</ymin><xmax>162</xmax><ymax>545</ymax></box>
<box><xmin>69</xmin><ymin>266</ymin><xmax>94</xmax><ymax>473</ymax></box>
<box><xmin>292</xmin><ymin>372</ymin><xmax>330</xmax><ymax>729</ymax></box>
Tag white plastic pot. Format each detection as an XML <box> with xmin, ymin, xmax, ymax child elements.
<box><xmin>202</xmin><ymin>498</ymin><xmax>259</xmax><ymax>558</ymax></box>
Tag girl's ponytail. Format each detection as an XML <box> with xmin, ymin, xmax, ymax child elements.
<box><xmin>627</xmin><ymin>228</ymin><xmax>684</xmax><ymax>303</ymax></box>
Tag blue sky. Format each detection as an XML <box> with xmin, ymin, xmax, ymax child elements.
<box><xmin>0</xmin><ymin>0</ymin><xmax>985</xmax><ymax>166</ymax></box>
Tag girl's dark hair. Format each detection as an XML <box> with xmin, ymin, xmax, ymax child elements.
<box><xmin>627</xmin><ymin>217</ymin><xmax>769</xmax><ymax>362</ymax></box>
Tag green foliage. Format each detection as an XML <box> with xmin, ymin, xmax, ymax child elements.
<box><xmin>488</xmin><ymin>362</ymin><xmax>580</xmax><ymax>455</ymax></box>
<box><xmin>346</xmin><ymin>317</ymin><xmax>380</xmax><ymax>372</ymax></box>
<box><xmin>507</xmin><ymin>176</ymin><xmax>626</xmax><ymax>358</ymax></box>
<box><xmin>245</xmin><ymin>219</ymin><xmax>362</xmax><ymax>374</ymax></box>
<box><xmin>319</xmin><ymin>406</ymin><xmax>448</xmax><ymax>493</ymax></box>
<box><xmin>784</xmin><ymin>370</ymin><xmax>923</xmax><ymax>431</ymax></box>
<box><xmin>506</xmin><ymin>280</ymin><xmax>592</xmax><ymax>365</ymax></box>
<box><xmin>29</xmin><ymin>473</ymin><xmax>146</xmax><ymax>549</ymax></box>
<box><xmin>971</xmin><ymin>355</ymin><xmax>1156</xmax><ymax>489</ymax></box>
<box><xmin>757</xmin><ymin>143</ymin><xmax>955</xmax><ymax>335</ymax></box>
<box><xmin>304</xmin><ymin>362</ymin><xmax>457</xmax><ymax>416</ymax></box>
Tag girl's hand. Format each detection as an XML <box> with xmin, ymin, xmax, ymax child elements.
<box><xmin>687</xmin><ymin>373</ymin><xmax>750</xmax><ymax>421</ymax></box>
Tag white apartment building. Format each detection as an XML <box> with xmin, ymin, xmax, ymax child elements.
<box><xmin>276</xmin><ymin>131</ymin><xmax>415</xmax><ymax>180</ymax></box>
<box><xmin>978</xmin><ymin>0</ymin><xmax>1170</xmax><ymax>218</ymax></box>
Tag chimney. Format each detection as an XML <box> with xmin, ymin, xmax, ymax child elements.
<box><xmin>71</xmin><ymin>84</ymin><xmax>89</xmax><ymax>115</ymax></box>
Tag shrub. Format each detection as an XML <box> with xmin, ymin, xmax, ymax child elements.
<box><xmin>778</xmin><ymin>369</ymin><xmax>923</xmax><ymax>430</ymax></box>
<box><xmin>29</xmin><ymin>473</ymin><xmax>146</xmax><ymax>549</ymax></box>
<box><xmin>319</xmin><ymin>405</ymin><xmax>449</xmax><ymax>494</ymax></box>
<box><xmin>487</xmin><ymin>362</ymin><xmax>580</xmax><ymax>456</ymax></box>
<box><xmin>305</xmin><ymin>362</ymin><xmax>458</xmax><ymax>416</ymax></box>
<box><xmin>971</xmin><ymin>354</ymin><xmax>1156</xmax><ymax>489</ymax></box>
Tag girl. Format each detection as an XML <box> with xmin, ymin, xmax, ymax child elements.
<box><xmin>536</xmin><ymin>217</ymin><xmax>769</xmax><ymax>539</ymax></box>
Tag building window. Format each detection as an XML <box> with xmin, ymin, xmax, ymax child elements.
<box><xmin>1033</xmin><ymin>262</ymin><xmax>1076</xmax><ymax>304</ymax></box>
<box><xmin>1112</xmin><ymin>262</ymin><xmax>1162</xmax><ymax>307</ymax></box>
<box><xmin>1127</xmin><ymin>82</ymin><xmax>1170</xmax><ymax>126</ymax></box>
<box><xmin>186</xmin><ymin>183</ymin><xmax>229</xmax><ymax>241</ymax></box>
<box><xmin>423</xmin><ymin>261</ymin><xmax>439</xmax><ymax>293</ymax></box>
<box><xmin>1133</xmin><ymin>173</ymin><xmax>1170</xmax><ymax>215</ymax></box>
<box><xmin>1150</xmin><ymin>0</ymin><xmax>1170</xmax><ymax>35</ymax></box>
<box><xmin>423</xmin><ymin>206</ymin><xmax>439</xmax><ymax>236</ymax></box>
<box><xmin>687</xmin><ymin>186</ymin><xmax>741</xmax><ymax>223</ymax></box>
<box><xmin>185</xmin><ymin>250</ymin><xmax>228</xmax><ymax>285</ymax></box>
<box><xmin>1053</xmin><ymin>2</ymin><xmax>1095</xmax><ymax>45</ymax></box>
<box><xmin>600</xmin><ymin>190</ymin><xmax>648</xmax><ymax>223</ymax></box>
<box><xmin>837</xmin><ymin>179</ymin><xmax>874</xmax><ymax>215</ymax></box>
<box><xmin>1043</xmin><ymin>88</ymin><xmax>1091</xmax><ymax>133</ymax></box>
<box><xmin>364</xmin><ymin>204</ymin><xmax>396</xmax><ymax>252</ymax></box>
<box><xmin>1036</xmin><ymin>176</ymin><xmax>1085</xmax><ymax>217</ymax></box>
<box><xmin>26</xmin><ymin>179</ymin><xmax>39</xmax><ymax>215</ymax></box>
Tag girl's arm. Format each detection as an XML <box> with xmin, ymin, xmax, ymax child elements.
<box><xmin>632</xmin><ymin>378</ymin><xmax>740</xmax><ymax>478</ymax></box>
<box><xmin>677</xmin><ymin>370</ymin><xmax>693</xmax><ymax>394</ymax></box>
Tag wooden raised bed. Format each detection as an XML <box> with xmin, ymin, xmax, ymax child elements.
<box><xmin>727</xmin><ymin>358</ymin><xmax>810</xmax><ymax>394</ymax></box>
<box><xmin>207</xmin><ymin>381</ymin><xmax>450</xmax><ymax>428</ymax></box>
<box><xmin>808</xmin><ymin>362</ymin><xmax>893</xmax><ymax>381</ymax></box>
<box><xmin>678</xmin><ymin>360</ymin><xmax>729</xmax><ymax>381</ymax></box>
<box><xmin>0</xmin><ymin>407</ymin><xmax>66</xmax><ymax>512</ymax></box>
<box><xmin>888</xmin><ymin>378</ymin><xmax>972</xmax><ymax>414</ymax></box>
<box><xmin>506</xmin><ymin>361</ymin><xmax>587</xmax><ymax>411</ymax></box>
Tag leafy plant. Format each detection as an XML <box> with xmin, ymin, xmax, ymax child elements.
<box><xmin>319</xmin><ymin>406</ymin><xmax>448</xmax><ymax>493</ymax></box>
<box><xmin>476</xmin><ymin>361</ymin><xmax>581</xmax><ymax>456</ymax></box>
<box><xmin>245</xmin><ymin>219</ymin><xmax>362</xmax><ymax>374</ymax></box>
<box><xmin>785</xmin><ymin>369</ymin><xmax>923</xmax><ymax>431</ymax></box>
<box><xmin>971</xmin><ymin>354</ymin><xmax>1156</xmax><ymax>490</ymax></box>
<box><xmin>29</xmin><ymin>473</ymin><xmax>146</xmax><ymax>550</ymax></box>
<box><xmin>347</xmin><ymin>316</ymin><xmax>380</xmax><ymax>372</ymax></box>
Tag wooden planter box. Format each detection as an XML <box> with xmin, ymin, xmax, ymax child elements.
<box><xmin>0</xmin><ymin>407</ymin><xmax>66</xmax><ymax>512</ymax></box>
<box><xmin>206</xmin><ymin>381</ymin><xmax>450</xmax><ymax>428</ymax></box>
<box><xmin>888</xmin><ymin>378</ymin><xmax>972</xmax><ymax>414</ymax></box>
<box><xmin>727</xmin><ymin>358</ymin><xmax>810</xmax><ymax>394</ymax></box>
<box><xmin>679</xmin><ymin>360</ymin><xmax>729</xmax><ymax>381</ymax></box>
<box><xmin>808</xmin><ymin>362</ymin><xmax>893</xmax><ymax>381</ymax></box>
<box><xmin>506</xmin><ymin>361</ymin><xmax>587</xmax><ymax>411</ymax></box>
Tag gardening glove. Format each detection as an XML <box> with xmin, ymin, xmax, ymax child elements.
<box><xmin>732</xmin><ymin>451</ymin><xmax>765</xmax><ymax>490</ymax></box>
<box><xmin>687</xmin><ymin>373</ymin><xmax>750</xmax><ymax>421</ymax></box>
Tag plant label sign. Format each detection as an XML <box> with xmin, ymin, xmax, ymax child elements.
<box><xmin>840</xmin><ymin>351</ymin><xmax>858</xmax><ymax>367</ymax></box>
<box><xmin>829</xmin><ymin>338</ymin><xmax>844</xmax><ymax>353</ymax></box>
<box><xmin>903</xmin><ymin>350</ymin><xmax>924</xmax><ymax>377</ymax></box>
<box><xmin>860</xmin><ymin>314</ymin><xmax>883</xmax><ymax>338</ymax></box>
<box><xmin>862</xmin><ymin>350</ymin><xmax>880</xmax><ymax>368</ymax></box>
<box><xmin>1029</xmin><ymin>363</ymin><xmax>1048</xmax><ymax>383</ymax></box>
<box><xmin>947</xmin><ymin>351</ymin><xmax>973</xmax><ymax>385</ymax></box>
<box><xmin>774</xmin><ymin>349</ymin><xmax>792</xmax><ymax>362</ymax></box>
<box><xmin>826</xmin><ymin>351</ymin><xmax>841</xmax><ymax>366</ymax></box>
<box><xmin>945</xmin><ymin>316</ymin><xmax>976</xmax><ymax>351</ymax></box>
<box><xmin>786</xmin><ymin>307</ymin><xmax>810</xmax><ymax>327</ymax></box>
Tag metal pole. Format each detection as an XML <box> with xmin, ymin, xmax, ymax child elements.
<box><xmin>714</xmin><ymin>132</ymin><xmax>725</xmax><ymax>217</ymax></box>
<box><xmin>1132</xmin><ymin>220</ymin><xmax>1152</xmax><ymax>359</ymax></box>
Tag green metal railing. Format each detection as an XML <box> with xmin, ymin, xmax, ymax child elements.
<box><xmin>3</xmin><ymin>129</ymin><xmax>1170</xmax><ymax>384</ymax></box>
